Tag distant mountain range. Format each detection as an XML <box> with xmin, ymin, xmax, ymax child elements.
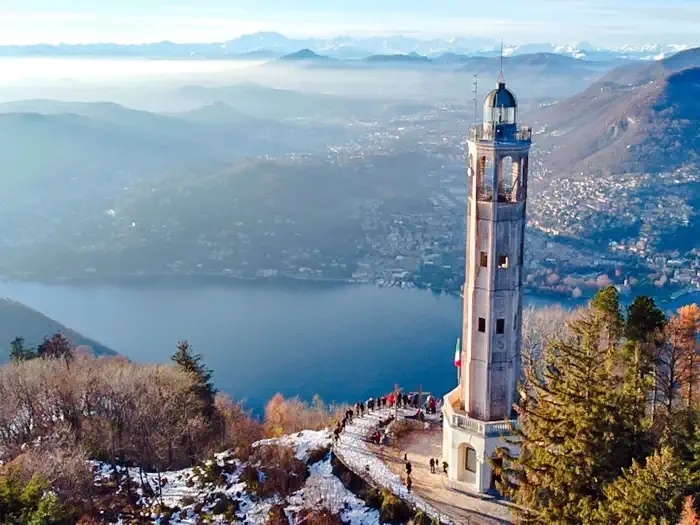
<box><xmin>275</xmin><ymin>49</ymin><xmax>619</xmax><ymax>76</ymax></box>
<box><xmin>0</xmin><ymin>298</ymin><xmax>116</xmax><ymax>363</ymax></box>
<box><xmin>0</xmin><ymin>32</ymin><xmax>692</xmax><ymax>62</ymax></box>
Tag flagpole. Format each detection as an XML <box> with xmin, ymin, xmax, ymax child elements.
<box><xmin>456</xmin><ymin>338</ymin><xmax>461</xmax><ymax>384</ymax></box>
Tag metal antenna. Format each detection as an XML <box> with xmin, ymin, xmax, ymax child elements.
<box><xmin>473</xmin><ymin>74</ymin><xmax>478</xmax><ymax>124</ymax></box>
<box><xmin>499</xmin><ymin>39</ymin><xmax>505</xmax><ymax>83</ymax></box>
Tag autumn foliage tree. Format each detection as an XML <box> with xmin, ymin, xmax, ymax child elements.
<box><xmin>264</xmin><ymin>393</ymin><xmax>343</xmax><ymax>437</ymax></box>
<box><xmin>680</xmin><ymin>496</ymin><xmax>700</xmax><ymax>525</ymax></box>
<box><xmin>674</xmin><ymin>305</ymin><xmax>700</xmax><ymax>406</ymax></box>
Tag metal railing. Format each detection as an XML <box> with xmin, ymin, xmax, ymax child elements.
<box><xmin>468</xmin><ymin>125</ymin><xmax>532</xmax><ymax>144</ymax></box>
<box><xmin>443</xmin><ymin>389</ymin><xmax>518</xmax><ymax>438</ymax></box>
<box><xmin>475</xmin><ymin>185</ymin><xmax>517</xmax><ymax>203</ymax></box>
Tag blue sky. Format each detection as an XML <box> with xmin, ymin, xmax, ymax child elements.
<box><xmin>0</xmin><ymin>0</ymin><xmax>698</xmax><ymax>46</ymax></box>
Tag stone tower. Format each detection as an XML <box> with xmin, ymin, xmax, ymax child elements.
<box><xmin>442</xmin><ymin>77</ymin><xmax>532</xmax><ymax>493</ymax></box>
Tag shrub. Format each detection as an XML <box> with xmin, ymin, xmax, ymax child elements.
<box><xmin>380</xmin><ymin>489</ymin><xmax>411</xmax><ymax>524</ymax></box>
<box><xmin>300</xmin><ymin>508</ymin><xmax>344</xmax><ymax>525</ymax></box>
<box><xmin>240</xmin><ymin>464</ymin><xmax>261</xmax><ymax>497</ymax></box>
<box><xmin>19</xmin><ymin>444</ymin><xmax>94</xmax><ymax>510</ymax></box>
<box><xmin>0</xmin><ymin>468</ymin><xmax>73</xmax><ymax>525</ymax></box>
<box><xmin>195</xmin><ymin>458</ymin><xmax>225</xmax><ymax>488</ymax></box>
<box><xmin>180</xmin><ymin>495</ymin><xmax>196</xmax><ymax>507</ymax></box>
<box><xmin>388</xmin><ymin>420</ymin><xmax>421</xmax><ymax>441</ymax></box>
<box><xmin>266</xmin><ymin>504</ymin><xmax>290</xmax><ymax>525</ymax></box>
<box><xmin>215</xmin><ymin>394</ymin><xmax>264</xmax><ymax>460</ymax></box>
<box><xmin>210</xmin><ymin>493</ymin><xmax>238</xmax><ymax>516</ymax></box>
<box><xmin>251</xmin><ymin>445</ymin><xmax>309</xmax><ymax>498</ymax></box>
<box><xmin>412</xmin><ymin>510</ymin><xmax>433</xmax><ymax>525</ymax></box>
<box><xmin>365</xmin><ymin>487</ymin><xmax>383</xmax><ymax>509</ymax></box>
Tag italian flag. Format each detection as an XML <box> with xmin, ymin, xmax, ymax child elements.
<box><xmin>454</xmin><ymin>338</ymin><xmax>461</xmax><ymax>368</ymax></box>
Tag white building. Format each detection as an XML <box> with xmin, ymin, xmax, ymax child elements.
<box><xmin>442</xmin><ymin>77</ymin><xmax>532</xmax><ymax>493</ymax></box>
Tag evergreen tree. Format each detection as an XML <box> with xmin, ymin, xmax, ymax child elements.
<box><xmin>9</xmin><ymin>336</ymin><xmax>35</xmax><ymax>363</ymax></box>
<box><xmin>596</xmin><ymin>447</ymin><xmax>688</xmax><ymax>525</ymax></box>
<box><xmin>171</xmin><ymin>340</ymin><xmax>217</xmax><ymax>420</ymax></box>
<box><xmin>626</xmin><ymin>296</ymin><xmax>667</xmax><ymax>344</ymax></box>
<box><xmin>591</xmin><ymin>285</ymin><xmax>625</xmax><ymax>354</ymax></box>
<box><xmin>499</xmin><ymin>305</ymin><xmax>644</xmax><ymax>524</ymax></box>
<box><xmin>623</xmin><ymin>296</ymin><xmax>666</xmax><ymax>421</ymax></box>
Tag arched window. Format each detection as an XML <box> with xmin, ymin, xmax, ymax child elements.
<box><xmin>498</xmin><ymin>156</ymin><xmax>518</xmax><ymax>202</ymax></box>
<box><xmin>478</xmin><ymin>157</ymin><xmax>494</xmax><ymax>201</ymax></box>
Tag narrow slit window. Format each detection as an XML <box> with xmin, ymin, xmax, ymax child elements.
<box><xmin>480</xmin><ymin>252</ymin><xmax>488</xmax><ymax>267</ymax></box>
<box><xmin>478</xmin><ymin>318</ymin><xmax>486</xmax><ymax>333</ymax></box>
<box><xmin>498</xmin><ymin>254</ymin><xmax>509</xmax><ymax>269</ymax></box>
<box><xmin>496</xmin><ymin>319</ymin><xmax>505</xmax><ymax>334</ymax></box>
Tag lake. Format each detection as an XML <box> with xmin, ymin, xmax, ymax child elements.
<box><xmin>0</xmin><ymin>280</ymin><xmax>697</xmax><ymax>413</ymax></box>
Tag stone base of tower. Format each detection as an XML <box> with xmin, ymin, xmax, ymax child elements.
<box><xmin>442</xmin><ymin>387</ymin><xmax>519</xmax><ymax>494</ymax></box>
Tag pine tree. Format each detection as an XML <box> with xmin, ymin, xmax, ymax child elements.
<box><xmin>623</xmin><ymin>296</ymin><xmax>666</xmax><ymax>422</ymax></box>
<box><xmin>596</xmin><ymin>447</ymin><xmax>689</xmax><ymax>525</ymax></box>
<box><xmin>171</xmin><ymin>340</ymin><xmax>217</xmax><ymax>420</ymax></box>
<box><xmin>9</xmin><ymin>336</ymin><xmax>35</xmax><ymax>363</ymax></box>
<box><xmin>626</xmin><ymin>296</ymin><xmax>667</xmax><ymax>344</ymax></box>
<box><xmin>499</xmin><ymin>304</ymin><xmax>644</xmax><ymax>524</ymax></box>
<box><xmin>591</xmin><ymin>285</ymin><xmax>625</xmax><ymax>353</ymax></box>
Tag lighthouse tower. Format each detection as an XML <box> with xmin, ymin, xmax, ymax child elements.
<box><xmin>442</xmin><ymin>76</ymin><xmax>532</xmax><ymax>493</ymax></box>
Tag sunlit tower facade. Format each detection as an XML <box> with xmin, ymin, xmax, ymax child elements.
<box><xmin>442</xmin><ymin>76</ymin><xmax>532</xmax><ymax>493</ymax></box>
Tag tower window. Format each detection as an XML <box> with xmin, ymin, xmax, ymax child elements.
<box><xmin>466</xmin><ymin>447</ymin><xmax>477</xmax><ymax>473</ymax></box>
<box><xmin>478</xmin><ymin>318</ymin><xmax>486</xmax><ymax>333</ymax></box>
<box><xmin>498</xmin><ymin>255</ymin><xmax>509</xmax><ymax>269</ymax></box>
<box><xmin>480</xmin><ymin>252</ymin><xmax>488</xmax><ymax>267</ymax></box>
<box><xmin>496</xmin><ymin>319</ymin><xmax>505</xmax><ymax>334</ymax></box>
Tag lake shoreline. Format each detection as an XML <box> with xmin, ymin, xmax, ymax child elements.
<box><xmin>2</xmin><ymin>272</ymin><xmax>696</xmax><ymax>307</ymax></box>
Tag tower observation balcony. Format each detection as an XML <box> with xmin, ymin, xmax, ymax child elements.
<box><xmin>468</xmin><ymin>124</ymin><xmax>532</xmax><ymax>145</ymax></box>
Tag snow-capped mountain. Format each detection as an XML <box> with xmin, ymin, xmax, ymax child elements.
<box><xmin>0</xmin><ymin>32</ymin><xmax>693</xmax><ymax>61</ymax></box>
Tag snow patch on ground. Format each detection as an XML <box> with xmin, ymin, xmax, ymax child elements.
<box><xmin>93</xmin><ymin>429</ymin><xmax>377</xmax><ymax>524</ymax></box>
<box><xmin>288</xmin><ymin>456</ymin><xmax>380</xmax><ymax>525</ymax></box>
<box><xmin>256</xmin><ymin>429</ymin><xmax>331</xmax><ymax>461</ymax></box>
<box><xmin>335</xmin><ymin>408</ymin><xmax>454</xmax><ymax>524</ymax></box>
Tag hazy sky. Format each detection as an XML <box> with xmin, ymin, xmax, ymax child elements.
<box><xmin>0</xmin><ymin>0</ymin><xmax>698</xmax><ymax>47</ymax></box>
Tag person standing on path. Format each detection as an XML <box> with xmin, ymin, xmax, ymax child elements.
<box><xmin>406</xmin><ymin>459</ymin><xmax>412</xmax><ymax>477</ymax></box>
<box><xmin>429</xmin><ymin>458</ymin><xmax>435</xmax><ymax>473</ymax></box>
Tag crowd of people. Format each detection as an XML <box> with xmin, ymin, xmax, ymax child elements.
<box><xmin>355</xmin><ymin>392</ymin><xmax>439</xmax><ymax>415</ymax></box>
<box><xmin>331</xmin><ymin>389</ymin><xmax>448</xmax><ymax>497</ymax></box>
<box><xmin>333</xmin><ymin>391</ymin><xmax>441</xmax><ymax>445</ymax></box>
